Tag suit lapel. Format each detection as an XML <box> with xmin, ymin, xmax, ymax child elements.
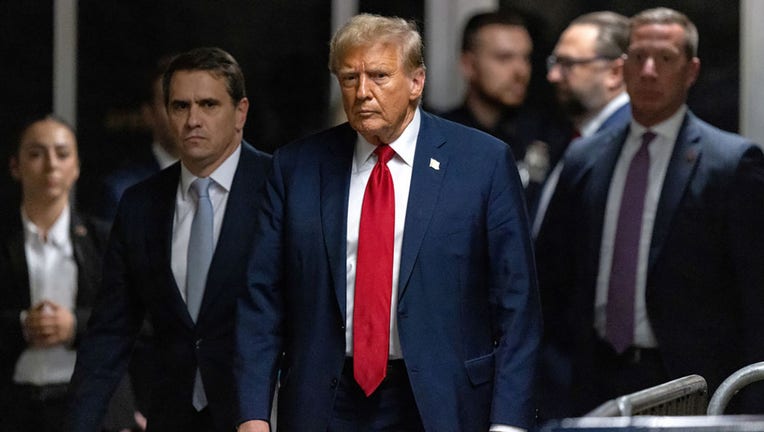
<box><xmin>201</xmin><ymin>143</ymin><xmax>256</xmax><ymax>322</ymax></box>
<box><xmin>321</xmin><ymin>125</ymin><xmax>355</xmax><ymax>320</ymax></box>
<box><xmin>5</xmin><ymin>215</ymin><xmax>31</xmax><ymax>310</ymax></box>
<box><xmin>586</xmin><ymin>126</ymin><xmax>630</xmax><ymax>274</ymax></box>
<box><xmin>398</xmin><ymin>113</ymin><xmax>448</xmax><ymax>299</ymax></box>
<box><xmin>70</xmin><ymin>212</ymin><xmax>96</xmax><ymax>308</ymax></box>
<box><xmin>648</xmin><ymin>113</ymin><xmax>701</xmax><ymax>273</ymax></box>
<box><xmin>146</xmin><ymin>164</ymin><xmax>194</xmax><ymax>328</ymax></box>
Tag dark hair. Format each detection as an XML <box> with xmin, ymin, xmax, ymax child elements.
<box><xmin>162</xmin><ymin>47</ymin><xmax>246</xmax><ymax>107</ymax></box>
<box><xmin>630</xmin><ymin>7</ymin><xmax>698</xmax><ymax>58</ymax></box>
<box><xmin>13</xmin><ymin>114</ymin><xmax>76</xmax><ymax>156</ymax></box>
<box><xmin>570</xmin><ymin>11</ymin><xmax>630</xmax><ymax>59</ymax></box>
<box><xmin>141</xmin><ymin>54</ymin><xmax>175</xmax><ymax>105</ymax></box>
<box><xmin>461</xmin><ymin>10</ymin><xmax>528</xmax><ymax>52</ymax></box>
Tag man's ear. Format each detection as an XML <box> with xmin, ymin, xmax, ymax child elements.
<box><xmin>605</xmin><ymin>56</ymin><xmax>625</xmax><ymax>91</ymax></box>
<box><xmin>459</xmin><ymin>51</ymin><xmax>476</xmax><ymax>81</ymax></box>
<box><xmin>9</xmin><ymin>156</ymin><xmax>20</xmax><ymax>181</ymax></box>
<box><xmin>409</xmin><ymin>67</ymin><xmax>426</xmax><ymax>101</ymax></box>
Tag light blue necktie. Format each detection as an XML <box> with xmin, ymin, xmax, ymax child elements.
<box><xmin>187</xmin><ymin>177</ymin><xmax>212</xmax><ymax>410</ymax></box>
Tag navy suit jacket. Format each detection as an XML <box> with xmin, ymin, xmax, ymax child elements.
<box><xmin>97</xmin><ymin>156</ymin><xmax>161</xmax><ymax>222</ymax></box>
<box><xmin>68</xmin><ymin>142</ymin><xmax>271</xmax><ymax>432</ymax></box>
<box><xmin>236</xmin><ymin>111</ymin><xmax>541</xmax><ymax>431</ymax></box>
<box><xmin>537</xmin><ymin>111</ymin><xmax>764</xmax><ymax>414</ymax></box>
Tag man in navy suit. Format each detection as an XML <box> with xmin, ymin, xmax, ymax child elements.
<box><xmin>235</xmin><ymin>14</ymin><xmax>540</xmax><ymax>432</ymax></box>
<box><xmin>533</xmin><ymin>13</ymin><xmax>631</xmax><ymax>419</ymax></box>
<box><xmin>67</xmin><ymin>47</ymin><xmax>271</xmax><ymax>431</ymax></box>
<box><xmin>536</xmin><ymin>7</ymin><xmax>764</xmax><ymax>416</ymax></box>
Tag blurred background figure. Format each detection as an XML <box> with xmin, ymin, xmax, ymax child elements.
<box><xmin>533</xmin><ymin>11</ymin><xmax>631</xmax><ymax>236</ymax></box>
<box><xmin>96</xmin><ymin>55</ymin><xmax>179</xmax><ymax>223</ymax></box>
<box><xmin>533</xmin><ymin>11</ymin><xmax>631</xmax><ymax>421</ymax></box>
<box><xmin>441</xmin><ymin>9</ymin><xmax>568</xmax><ymax>210</ymax></box>
<box><xmin>0</xmin><ymin>115</ymin><xmax>137</xmax><ymax>432</ymax></box>
<box><xmin>536</xmin><ymin>7</ymin><xmax>764</xmax><ymax>417</ymax></box>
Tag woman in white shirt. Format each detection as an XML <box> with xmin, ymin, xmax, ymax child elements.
<box><xmin>0</xmin><ymin>115</ymin><xmax>137</xmax><ymax>431</ymax></box>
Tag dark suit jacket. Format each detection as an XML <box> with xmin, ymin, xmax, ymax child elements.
<box><xmin>68</xmin><ymin>142</ymin><xmax>271</xmax><ymax>432</ymax></box>
<box><xmin>0</xmin><ymin>209</ymin><xmax>123</xmax><ymax>422</ymax></box>
<box><xmin>236</xmin><ymin>112</ymin><xmax>541</xmax><ymax>431</ymax></box>
<box><xmin>536</xmin><ymin>111</ymin><xmax>764</xmax><ymax>414</ymax></box>
<box><xmin>97</xmin><ymin>156</ymin><xmax>161</xmax><ymax>222</ymax></box>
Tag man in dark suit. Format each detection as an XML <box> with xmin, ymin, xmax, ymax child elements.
<box><xmin>534</xmin><ymin>11</ymin><xmax>633</xmax><ymax>421</ymax></box>
<box><xmin>236</xmin><ymin>14</ymin><xmax>540</xmax><ymax>432</ymax></box>
<box><xmin>67</xmin><ymin>47</ymin><xmax>271</xmax><ymax>432</ymax></box>
<box><xmin>536</xmin><ymin>7</ymin><xmax>764</xmax><ymax>416</ymax></box>
<box><xmin>533</xmin><ymin>11</ymin><xmax>632</xmax><ymax>237</ymax></box>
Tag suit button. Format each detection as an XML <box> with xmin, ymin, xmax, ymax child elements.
<box><xmin>195</xmin><ymin>339</ymin><xmax>202</xmax><ymax>349</ymax></box>
<box><xmin>330</xmin><ymin>378</ymin><xmax>338</xmax><ymax>389</ymax></box>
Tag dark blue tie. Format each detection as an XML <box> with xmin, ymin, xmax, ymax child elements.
<box><xmin>606</xmin><ymin>131</ymin><xmax>655</xmax><ymax>353</ymax></box>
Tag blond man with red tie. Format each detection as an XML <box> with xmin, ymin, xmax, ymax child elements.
<box><xmin>236</xmin><ymin>13</ymin><xmax>541</xmax><ymax>432</ymax></box>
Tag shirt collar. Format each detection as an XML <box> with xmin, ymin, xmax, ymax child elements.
<box><xmin>21</xmin><ymin>204</ymin><xmax>71</xmax><ymax>248</ymax></box>
<box><xmin>354</xmin><ymin>108</ymin><xmax>421</xmax><ymax>169</ymax></box>
<box><xmin>630</xmin><ymin>104</ymin><xmax>687</xmax><ymax>143</ymax></box>
<box><xmin>152</xmin><ymin>142</ymin><xmax>178</xmax><ymax>169</ymax></box>
<box><xmin>180</xmin><ymin>143</ymin><xmax>241</xmax><ymax>201</ymax></box>
<box><xmin>580</xmin><ymin>91</ymin><xmax>630</xmax><ymax>137</ymax></box>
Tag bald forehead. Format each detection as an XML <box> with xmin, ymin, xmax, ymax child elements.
<box><xmin>559</xmin><ymin>24</ymin><xmax>599</xmax><ymax>53</ymax></box>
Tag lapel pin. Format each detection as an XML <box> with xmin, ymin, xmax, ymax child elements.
<box><xmin>429</xmin><ymin>158</ymin><xmax>440</xmax><ymax>170</ymax></box>
<box><xmin>685</xmin><ymin>148</ymin><xmax>698</xmax><ymax>162</ymax></box>
<box><xmin>74</xmin><ymin>224</ymin><xmax>88</xmax><ymax>237</ymax></box>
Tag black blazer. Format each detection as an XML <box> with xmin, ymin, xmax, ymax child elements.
<box><xmin>68</xmin><ymin>142</ymin><xmax>271</xmax><ymax>431</ymax></box>
<box><xmin>0</xmin><ymin>208</ymin><xmax>107</xmax><ymax>414</ymax></box>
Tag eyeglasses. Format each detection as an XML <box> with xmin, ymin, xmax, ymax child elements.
<box><xmin>546</xmin><ymin>54</ymin><xmax>618</xmax><ymax>73</ymax></box>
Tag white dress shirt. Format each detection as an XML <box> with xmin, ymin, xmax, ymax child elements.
<box><xmin>343</xmin><ymin>110</ymin><xmax>524</xmax><ymax>432</ymax></box>
<box><xmin>171</xmin><ymin>144</ymin><xmax>241</xmax><ymax>302</ymax></box>
<box><xmin>345</xmin><ymin>110</ymin><xmax>419</xmax><ymax>359</ymax></box>
<box><xmin>594</xmin><ymin>105</ymin><xmax>687</xmax><ymax>347</ymax></box>
<box><xmin>14</xmin><ymin>206</ymin><xmax>78</xmax><ymax>385</ymax></box>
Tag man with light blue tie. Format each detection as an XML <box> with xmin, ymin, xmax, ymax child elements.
<box><xmin>67</xmin><ymin>47</ymin><xmax>271</xmax><ymax>432</ymax></box>
<box><xmin>236</xmin><ymin>14</ymin><xmax>540</xmax><ymax>432</ymax></box>
<box><xmin>536</xmin><ymin>7</ymin><xmax>764</xmax><ymax>416</ymax></box>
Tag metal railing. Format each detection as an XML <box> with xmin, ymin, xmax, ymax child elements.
<box><xmin>586</xmin><ymin>375</ymin><xmax>708</xmax><ymax>417</ymax></box>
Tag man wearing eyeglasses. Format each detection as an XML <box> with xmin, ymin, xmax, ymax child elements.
<box><xmin>534</xmin><ymin>13</ymin><xmax>632</xmax><ymax>420</ymax></box>
<box><xmin>536</xmin><ymin>7</ymin><xmax>764</xmax><ymax>415</ymax></box>
<box><xmin>533</xmin><ymin>12</ymin><xmax>632</xmax><ymax>240</ymax></box>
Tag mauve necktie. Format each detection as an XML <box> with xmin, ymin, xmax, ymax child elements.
<box><xmin>606</xmin><ymin>131</ymin><xmax>656</xmax><ymax>353</ymax></box>
<box><xmin>353</xmin><ymin>145</ymin><xmax>395</xmax><ymax>396</ymax></box>
<box><xmin>187</xmin><ymin>177</ymin><xmax>212</xmax><ymax>410</ymax></box>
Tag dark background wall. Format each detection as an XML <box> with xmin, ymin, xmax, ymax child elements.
<box><xmin>504</xmin><ymin>0</ymin><xmax>740</xmax><ymax>134</ymax></box>
<box><xmin>0</xmin><ymin>0</ymin><xmax>740</xmax><ymax>214</ymax></box>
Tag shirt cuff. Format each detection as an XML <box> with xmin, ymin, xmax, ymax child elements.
<box><xmin>490</xmin><ymin>424</ymin><xmax>526</xmax><ymax>432</ymax></box>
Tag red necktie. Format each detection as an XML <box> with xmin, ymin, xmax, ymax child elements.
<box><xmin>353</xmin><ymin>144</ymin><xmax>395</xmax><ymax>396</ymax></box>
<box><xmin>606</xmin><ymin>131</ymin><xmax>655</xmax><ymax>353</ymax></box>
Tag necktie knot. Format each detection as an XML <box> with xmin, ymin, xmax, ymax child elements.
<box><xmin>641</xmin><ymin>131</ymin><xmax>656</xmax><ymax>147</ymax></box>
<box><xmin>191</xmin><ymin>177</ymin><xmax>212</xmax><ymax>199</ymax></box>
<box><xmin>375</xmin><ymin>145</ymin><xmax>395</xmax><ymax>165</ymax></box>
